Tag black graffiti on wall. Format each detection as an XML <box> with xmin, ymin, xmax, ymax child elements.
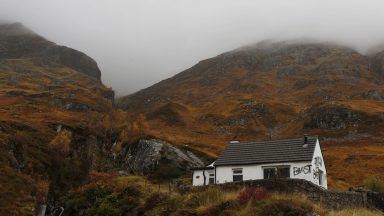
<box><xmin>314</xmin><ymin>157</ymin><xmax>323</xmax><ymax>168</ymax></box>
<box><xmin>313</xmin><ymin>168</ymin><xmax>320</xmax><ymax>180</ymax></box>
<box><xmin>293</xmin><ymin>165</ymin><xmax>312</xmax><ymax>176</ymax></box>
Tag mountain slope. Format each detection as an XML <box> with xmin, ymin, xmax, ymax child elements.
<box><xmin>0</xmin><ymin>23</ymin><xmax>114</xmax><ymax>214</ymax></box>
<box><xmin>118</xmin><ymin>41</ymin><xmax>384</xmax><ymax>189</ymax></box>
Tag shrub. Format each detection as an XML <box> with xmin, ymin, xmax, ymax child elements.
<box><xmin>119</xmin><ymin>185</ymin><xmax>142</xmax><ymax>197</ymax></box>
<box><xmin>139</xmin><ymin>193</ymin><xmax>184</xmax><ymax>216</ymax></box>
<box><xmin>363</xmin><ymin>176</ymin><xmax>384</xmax><ymax>192</ymax></box>
<box><xmin>64</xmin><ymin>196</ymin><xmax>90</xmax><ymax>215</ymax></box>
<box><xmin>143</xmin><ymin>192</ymin><xmax>169</xmax><ymax>210</ymax></box>
<box><xmin>198</xmin><ymin>200</ymin><xmax>239</xmax><ymax>216</ymax></box>
<box><xmin>172</xmin><ymin>209</ymin><xmax>197</xmax><ymax>216</ymax></box>
<box><xmin>237</xmin><ymin>187</ymin><xmax>270</xmax><ymax>204</ymax></box>
<box><xmin>328</xmin><ymin>208</ymin><xmax>383</xmax><ymax>216</ymax></box>
<box><xmin>48</xmin><ymin>129</ymin><xmax>72</xmax><ymax>156</ymax></box>
<box><xmin>63</xmin><ymin>182</ymin><xmax>142</xmax><ymax>216</ymax></box>
<box><xmin>185</xmin><ymin>187</ymin><xmax>224</xmax><ymax>208</ymax></box>
<box><xmin>259</xmin><ymin>199</ymin><xmax>314</xmax><ymax>216</ymax></box>
<box><xmin>83</xmin><ymin>184</ymin><xmax>113</xmax><ymax>203</ymax></box>
<box><xmin>117</xmin><ymin>195</ymin><xmax>141</xmax><ymax>213</ymax></box>
<box><xmin>87</xmin><ymin>202</ymin><xmax>120</xmax><ymax>216</ymax></box>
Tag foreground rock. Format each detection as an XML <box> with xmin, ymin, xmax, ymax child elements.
<box><xmin>119</xmin><ymin>138</ymin><xmax>204</xmax><ymax>175</ymax></box>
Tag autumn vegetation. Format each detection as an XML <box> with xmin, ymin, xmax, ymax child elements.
<box><xmin>59</xmin><ymin>173</ymin><xmax>383</xmax><ymax>216</ymax></box>
<box><xmin>2</xmin><ymin>25</ymin><xmax>384</xmax><ymax>215</ymax></box>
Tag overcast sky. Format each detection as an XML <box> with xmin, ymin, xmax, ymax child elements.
<box><xmin>1</xmin><ymin>0</ymin><xmax>384</xmax><ymax>96</ymax></box>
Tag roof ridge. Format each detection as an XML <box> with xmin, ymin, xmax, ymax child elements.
<box><xmin>231</xmin><ymin>136</ymin><xmax>317</xmax><ymax>145</ymax></box>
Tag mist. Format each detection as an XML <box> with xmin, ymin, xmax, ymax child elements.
<box><xmin>1</xmin><ymin>0</ymin><xmax>384</xmax><ymax>96</ymax></box>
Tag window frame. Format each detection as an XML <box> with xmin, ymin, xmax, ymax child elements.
<box><xmin>232</xmin><ymin>168</ymin><xmax>243</xmax><ymax>182</ymax></box>
<box><xmin>263</xmin><ymin>167</ymin><xmax>276</xmax><ymax>179</ymax></box>
<box><xmin>263</xmin><ymin>165</ymin><xmax>291</xmax><ymax>179</ymax></box>
<box><xmin>277</xmin><ymin>166</ymin><xmax>290</xmax><ymax>178</ymax></box>
<box><xmin>208</xmin><ymin>172</ymin><xmax>215</xmax><ymax>184</ymax></box>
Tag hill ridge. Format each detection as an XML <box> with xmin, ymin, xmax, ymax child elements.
<box><xmin>0</xmin><ymin>22</ymin><xmax>102</xmax><ymax>81</ymax></box>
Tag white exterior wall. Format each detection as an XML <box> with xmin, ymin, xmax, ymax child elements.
<box><xmin>192</xmin><ymin>169</ymin><xmax>215</xmax><ymax>186</ymax></box>
<box><xmin>215</xmin><ymin>139</ymin><xmax>327</xmax><ymax>189</ymax></box>
<box><xmin>310</xmin><ymin>139</ymin><xmax>327</xmax><ymax>189</ymax></box>
<box><xmin>215</xmin><ymin>161</ymin><xmax>313</xmax><ymax>183</ymax></box>
<box><xmin>192</xmin><ymin>170</ymin><xmax>205</xmax><ymax>186</ymax></box>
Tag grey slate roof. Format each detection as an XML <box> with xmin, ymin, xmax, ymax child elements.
<box><xmin>215</xmin><ymin>136</ymin><xmax>318</xmax><ymax>166</ymax></box>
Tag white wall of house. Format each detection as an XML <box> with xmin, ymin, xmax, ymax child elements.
<box><xmin>215</xmin><ymin>161</ymin><xmax>312</xmax><ymax>183</ymax></box>
<box><xmin>192</xmin><ymin>170</ymin><xmax>205</xmax><ymax>186</ymax></box>
<box><xmin>192</xmin><ymin>169</ymin><xmax>215</xmax><ymax>186</ymax></box>
<box><xmin>214</xmin><ymin>139</ymin><xmax>327</xmax><ymax>189</ymax></box>
<box><xmin>309</xmin><ymin>139</ymin><xmax>327</xmax><ymax>189</ymax></box>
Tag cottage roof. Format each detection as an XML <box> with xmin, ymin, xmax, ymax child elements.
<box><xmin>215</xmin><ymin>136</ymin><xmax>318</xmax><ymax>166</ymax></box>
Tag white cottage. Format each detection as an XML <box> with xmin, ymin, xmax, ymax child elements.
<box><xmin>192</xmin><ymin>136</ymin><xmax>327</xmax><ymax>189</ymax></box>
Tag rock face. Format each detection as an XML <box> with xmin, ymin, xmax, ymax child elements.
<box><xmin>120</xmin><ymin>139</ymin><xmax>204</xmax><ymax>175</ymax></box>
<box><xmin>0</xmin><ymin>23</ymin><xmax>101</xmax><ymax>80</ymax></box>
<box><xmin>370</xmin><ymin>50</ymin><xmax>384</xmax><ymax>78</ymax></box>
<box><xmin>361</xmin><ymin>90</ymin><xmax>384</xmax><ymax>101</ymax></box>
<box><xmin>304</xmin><ymin>105</ymin><xmax>364</xmax><ymax>130</ymax></box>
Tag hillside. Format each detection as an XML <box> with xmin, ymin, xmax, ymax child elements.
<box><xmin>118</xmin><ymin>41</ymin><xmax>384</xmax><ymax>189</ymax></box>
<box><xmin>0</xmin><ymin>23</ymin><xmax>210</xmax><ymax>215</ymax></box>
<box><xmin>0</xmin><ymin>23</ymin><xmax>115</xmax><ymax>214</ymax></box>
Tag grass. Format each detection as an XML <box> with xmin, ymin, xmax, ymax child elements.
<box><xmin>184</xmin><ymin>186</ymin><xmax>238</xmax><ymax>210</ymax></box>
<box><xmin>328</xmin><ymin>208</ymin><xmax>383</xmax><ymax>216</ymax></box>
<box><xmin>363</xmin><ymin>176</ymin><xmax>384</xmax><ymax>193</ymax></box>
<box><xmin>59</xmin><ymin>175</ymin><xmax>384</xmax><ymax>216</ymax></box>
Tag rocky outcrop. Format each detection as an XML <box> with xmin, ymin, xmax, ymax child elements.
<box><xmin>304</xmin><ymin>105</ymin><xmax>363</xmax><ymax>130</ymax></box>
<box><xmin>303</xmin><ymin>104</ymin><xmax>383</xmax><ymax>130</ymax></box>
<box><xmin>39</xmin><ymin>46</ymin><xmax>101</xmax><ymax>80</ymax></box>
<box><xmin>370</xmin><ymin>50</ymin><xmax>384</xmax><ymax>78</ymax></box>
<box><xmin>119</xmin><ymin>139</ymin><xmax>204</xmax><ymax>175</ymax></box>
<box><xmin>361</xmin><ymin>90</ymin><xmax>384</xmax><ymax>101</ymax></box>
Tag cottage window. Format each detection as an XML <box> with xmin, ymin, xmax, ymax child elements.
<box><xmin>264</xmin><ymin>166</ymin><xmax>290</xmax><ymax>179</ymax></box>
<box><xmin>277</xmin><ymin>167</ymin><xmax>290</xmax><ymax>178</ymax></box>
<box><xmin>196</xmin><ymin>175</ymin><xmax>200</xmax><ymax>179</ymax></box>
<box><xmin>232</xmin><ymin>168</ymin><xmax>243</xmax><ymax>182</ymax></box>
<box><xmin>263</xmin><ymin>168</ymin><xmax>276</xmax><ymax>179</ymax></box>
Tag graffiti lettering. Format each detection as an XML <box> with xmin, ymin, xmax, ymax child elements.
<box><xmin>293</xmin><ymin>165</ymin><xmax>312</xmax><ymax>176</ymax></box>
<box><xmin>313</xmin><ymin>169</ymin><xmax>320</xmax><ymax>179</ymax></box>
<box><xmin>314</xmin><ymin>157</ymin><xmax>323</xmax><ymax>168</ymax></box>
